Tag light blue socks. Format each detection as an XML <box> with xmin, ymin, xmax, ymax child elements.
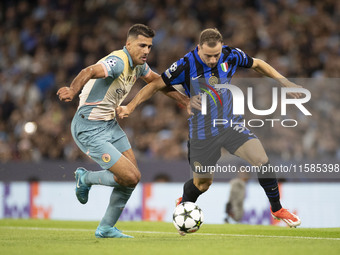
<box><xmin>81</xmin><ymin>169</ymin><xmax>135</xmax><ymax>228</ymax></box>
<box><xmin>83</xmin><ymin>170</ymin><xmax>119</xmax><ymax>187</ymax></box>
<box><xmin>99</xmin><ymin>186</ymin><xmax>134</xmax><ymax>227</ymax></box>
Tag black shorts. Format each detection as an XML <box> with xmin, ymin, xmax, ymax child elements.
<box><xmin>188</xmin><ymin>125</ymin><xmax>257</xmax><ymax>173</ymax></box>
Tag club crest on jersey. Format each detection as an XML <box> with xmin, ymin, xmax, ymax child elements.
<box><xmin>220</xmin><ymin>62</ymin><xmax>228</xmax><ymax>72</ymax></box>
<box><xmin>208</xmin><ymin>76</ymin><xmax>218</xmax><ymax>86</ymax></box>
<box><xmin>102</xmin><ymin>153</ymin><xmax>111</xmax><ymax>163</ymax></box>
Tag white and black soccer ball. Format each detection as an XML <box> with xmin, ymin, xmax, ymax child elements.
<box><xmin>173</xmin><ymin>202</ymin><xmax>204</xmax><ymax>234</ymax></box>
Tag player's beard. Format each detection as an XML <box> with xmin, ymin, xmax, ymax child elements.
<box><xmin>207</xmin><ymin>63</ymin><xmax>217</xmax><ymax>68</ymax></box>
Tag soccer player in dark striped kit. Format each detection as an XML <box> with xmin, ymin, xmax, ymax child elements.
<box><xmin>118</xmin><ymin>28</ymin><xmax>301</xmax><ymax>234</ymax></box>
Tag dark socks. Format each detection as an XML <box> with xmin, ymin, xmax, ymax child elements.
<box><xmin>257</xmin><ymin>162</ymin><xmax>282</xmax><ymax>212</ymax></box>
<box><xmin>182</xmin><ymin>179</ymin><xmax>204</xmax><ymax>203</ymax></box>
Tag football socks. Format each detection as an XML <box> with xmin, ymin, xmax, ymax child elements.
<box><xmin>257</xmin><ymin>161</ymin><xmax>282</xmax><ymax>212</ymax></box>
<box><xmin>182</xmin><ymin>179</ymin><xmax>203</xmax><ymax>203</ymax></box>
<box><xmin>84</xmin><ymin>170</ymin><xmax>119</xmax><ymax>187</ymax></box>
<box><xmin>99</xmin><ymin>185</ymin><xmax>134</xmax><ymax>227</ymax></box>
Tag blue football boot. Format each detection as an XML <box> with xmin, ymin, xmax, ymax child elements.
<box><xmin>95</xmin><ymin>226</ymin><xmax>133</xmax><ymax>238</ymax></box>
<box><xmin>74</xmin><ymin>167</ymin><xmax>91</xmax><ymax>204</ymax></box>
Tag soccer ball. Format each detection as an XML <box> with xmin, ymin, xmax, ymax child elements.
<box><xmin>173</xmin><ymin>202</ymin><xmax>204</xmax><ymax>234</ymax></box>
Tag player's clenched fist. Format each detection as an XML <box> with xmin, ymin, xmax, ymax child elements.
<box><xmin>116</xmin><ymin>105</ymin><xmax>131</xmax><ymax>119</ymax></box>
<box><xmin>57</xmin><ymin>87</ymin><xmax>76</xmax><ymax>102</ymax></box>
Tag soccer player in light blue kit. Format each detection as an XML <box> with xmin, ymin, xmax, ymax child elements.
<box><xmin>57</xmin><ymin>24</ymin><xmax>188</xmax><ymax>238</ymax></box>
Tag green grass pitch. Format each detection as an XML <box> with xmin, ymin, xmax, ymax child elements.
<box><xmin>1</xmin><ymin>219</ymin><xmax>340</xmax><ymax>255</ymax></box>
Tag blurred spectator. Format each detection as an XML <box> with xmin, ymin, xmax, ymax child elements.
<box><xmin>0</xmin><ymin>0</ymin><xmax>339</xmax><ymax>163</ymax></box>
<box><xmin>225</xmin><ymin>171</ymin><xmax>250</xmax><ymax>223</ymax></box>
<box><xmin>153</xmin><ymin>173</ymin><xmax>171</xmax><ymax>183</ymax></box>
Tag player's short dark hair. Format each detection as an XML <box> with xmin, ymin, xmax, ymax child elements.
<box><xmin>127</xmin><ymin>24</ymin><xmax>155</xmax><ymax>39</ymax></box>
<box><xmin>199</xmin><ymin>28</ymin><xmax>223</xmax><ymax>47</ymax></box>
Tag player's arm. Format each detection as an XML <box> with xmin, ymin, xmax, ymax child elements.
<box><xmin>117</xmin><ymin>76</ymin><xmax>167</xmax><ymax>118</ymax></box>
<box><xmin>251</xmin><ymin>58</ymin><xmax>302</xmax><ymax>98</ymax></box>
<box><xmin>142</xmin><ymin>71</ymin><xmax>190</xmax><ymax>108</ymax></box>
<box><xmin>160</xmin><ymin>86</ymin><xmax>190</xmax><ymax>108</ymax></box>
<box><xmin>57</xmin><ymin>63</ymin><xmax>106</xmax><ymax>102</ymax></box>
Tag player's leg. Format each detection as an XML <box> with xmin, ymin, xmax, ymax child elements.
<box><xmin>234</xmin><ymin>138</ymin><xmax>281</xmax><ymax>211</ymax></box>
<box><xmin>233</xmin><ymin>138</ymin><xmax>268</xmax><ymax>166</ymax></box>
<box><xmin>72</xmin><ymin>115</ymin><xmax>138</xmax><ymax>193</ymax></box>
<box><xmin>234</xmin><ymin>138</ymin><xmax>301</xmax><ymax>227</ymax></box>
<box><xmin>179</xmin><ymin>137</ymin><xmax>220</xmax><ymax>204</ymax></box>
<box><xmin>97</xmin><ymin>148</ymin><xmax>138</xmax><ymax>226</ymax></box>
<box><xmin>71</xmin><ymin>117</ymin><xmax>117</xmax><ymax>203</ymax></box>
<box><xmin>108</xmin><ymin>147</ymin><xmax>140</xmax><ymax>187</ymax></box>
<box><xmin>78</xmin><ymin>149</ymin><xmax>139</xmax><ymax>188</ymax></box>
<box><xmin>75</xmin><ymin>118</ymin><xmax>139</xmax><ymax>188</ymax></box>
<box><xmin>95</xmin><ymin>149</ymin><xmax>137</xmax><ymax>238</ymax></box>
<box><xmin>71</xmin><ymin>117</ymin><xmax>137</xmax><ymax>237</ymax></box>
<box><xmin>73</xmin><ymin>140</ymin><xmax>136</xmax><ymax>204</ymax></box>
<box><xmin>177</xmin><ymin>174</ymin><xmax>212</xmax><ymax>237</ymax></box>
<box><xmin>176</xmin><ymin>138</ymin><xmax>218</xmax><ymax>236</ymax></box>
<box><xmin>94</xmin><ymin>125</ymin><xmax>139</xmax><ymax>238</ymax></box>
<box><xmin>74</xmin><ymin>143</ymin><xmax>137</xmax><ymax>238</ymax></box>
<box><xmin>180</xmin><ymin>172</ymin><xmax>213</xmax><ymax>204</ymax></box>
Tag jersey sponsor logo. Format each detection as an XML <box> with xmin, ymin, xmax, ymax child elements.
<box><xmin>116</xmin><ymin>88</ymin><xmax>127</xmax><ymax>101</ymax></box>
<box><xmin>126</xmin><ymin>75</ymin><xmax>136</xmax><ymax>83</ymax></box>
<box><xmin>116</xmin><ymin>88</ymin><xmax>125</xmax><ymax>94</ymax></box>
<box><xmin>102</xmin><ymin>153</ymin><xmax>111</xmax><ymax>163</ymax></box>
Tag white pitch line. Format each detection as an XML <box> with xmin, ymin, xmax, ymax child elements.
<box><xmin>1</xmin><ymin>226</ymin><xmax>91</xmax><ymax>232</ymax></box>
<box><xmin>1</xmin><ymin>226</ymin><xmax>340</xmax><ymax>241</ymax></box>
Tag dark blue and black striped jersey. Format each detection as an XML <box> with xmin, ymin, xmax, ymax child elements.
<box><xmin>161</xmin><ymin>45</ymin><xmax>253</xmax><ymax>140</ymax></box>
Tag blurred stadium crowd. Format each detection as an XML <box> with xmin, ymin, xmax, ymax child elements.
<box><xmin>0</xmin><ymin>0</ymin><xmax>339</xmax><ymax>163</ymax></box>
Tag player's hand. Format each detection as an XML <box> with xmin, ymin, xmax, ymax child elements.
<box><xmin>116</xmin><ymin>105</ymin><xmax>131</xmax><ymax>119</ymax></box>
<box><xmin>187</xmin><ymin>94</ymin><xmax>202</xmax><ymax>115</ymax></box>
<box><xmin>57</xmin><ymin>87</ymin><xmax>76</xmax><ymax>102</ymax></box>
<box><xmin>281</xmin><ymin>80</ymin><xmax>303</xmax><ymax>99</ymax></box>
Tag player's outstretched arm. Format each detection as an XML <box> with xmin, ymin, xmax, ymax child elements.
<box><xmin>143</xmin><ymin>71</ymin><xmax>190</xmax><ymax>109</ymax></box>
<box><xmin>251</xmin><ymin>58</ymin><xmax>302</xmax><ymax>98</ymax></box>
<box><xmin>57</xmin><ymin>64</ymin><xmax>106</xmax><ymax>102</ymax></box>
<box><xmin>117</xmin><ymin>76</ymin><xmax>166</xmax><ymax>119</ymax></box>
<box><xmin>159</xmin><ymin>86</ymin><xmax>190</xmax><ymax>109</ymax></box>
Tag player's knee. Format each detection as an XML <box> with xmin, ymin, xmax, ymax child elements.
<box><xmin>195</xmin><ymin>179</ymin><xmax>213</xmax><ymax>192</ymax></box>
<box><xmin>253</xmin><ymin>156</ymin><xmax>269</xmax><ymax>167</ymax></box>
<box><xmin>125</xmin><ymin>170</ymin><xmax>141</xmax><ymax>187</ymax></box>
